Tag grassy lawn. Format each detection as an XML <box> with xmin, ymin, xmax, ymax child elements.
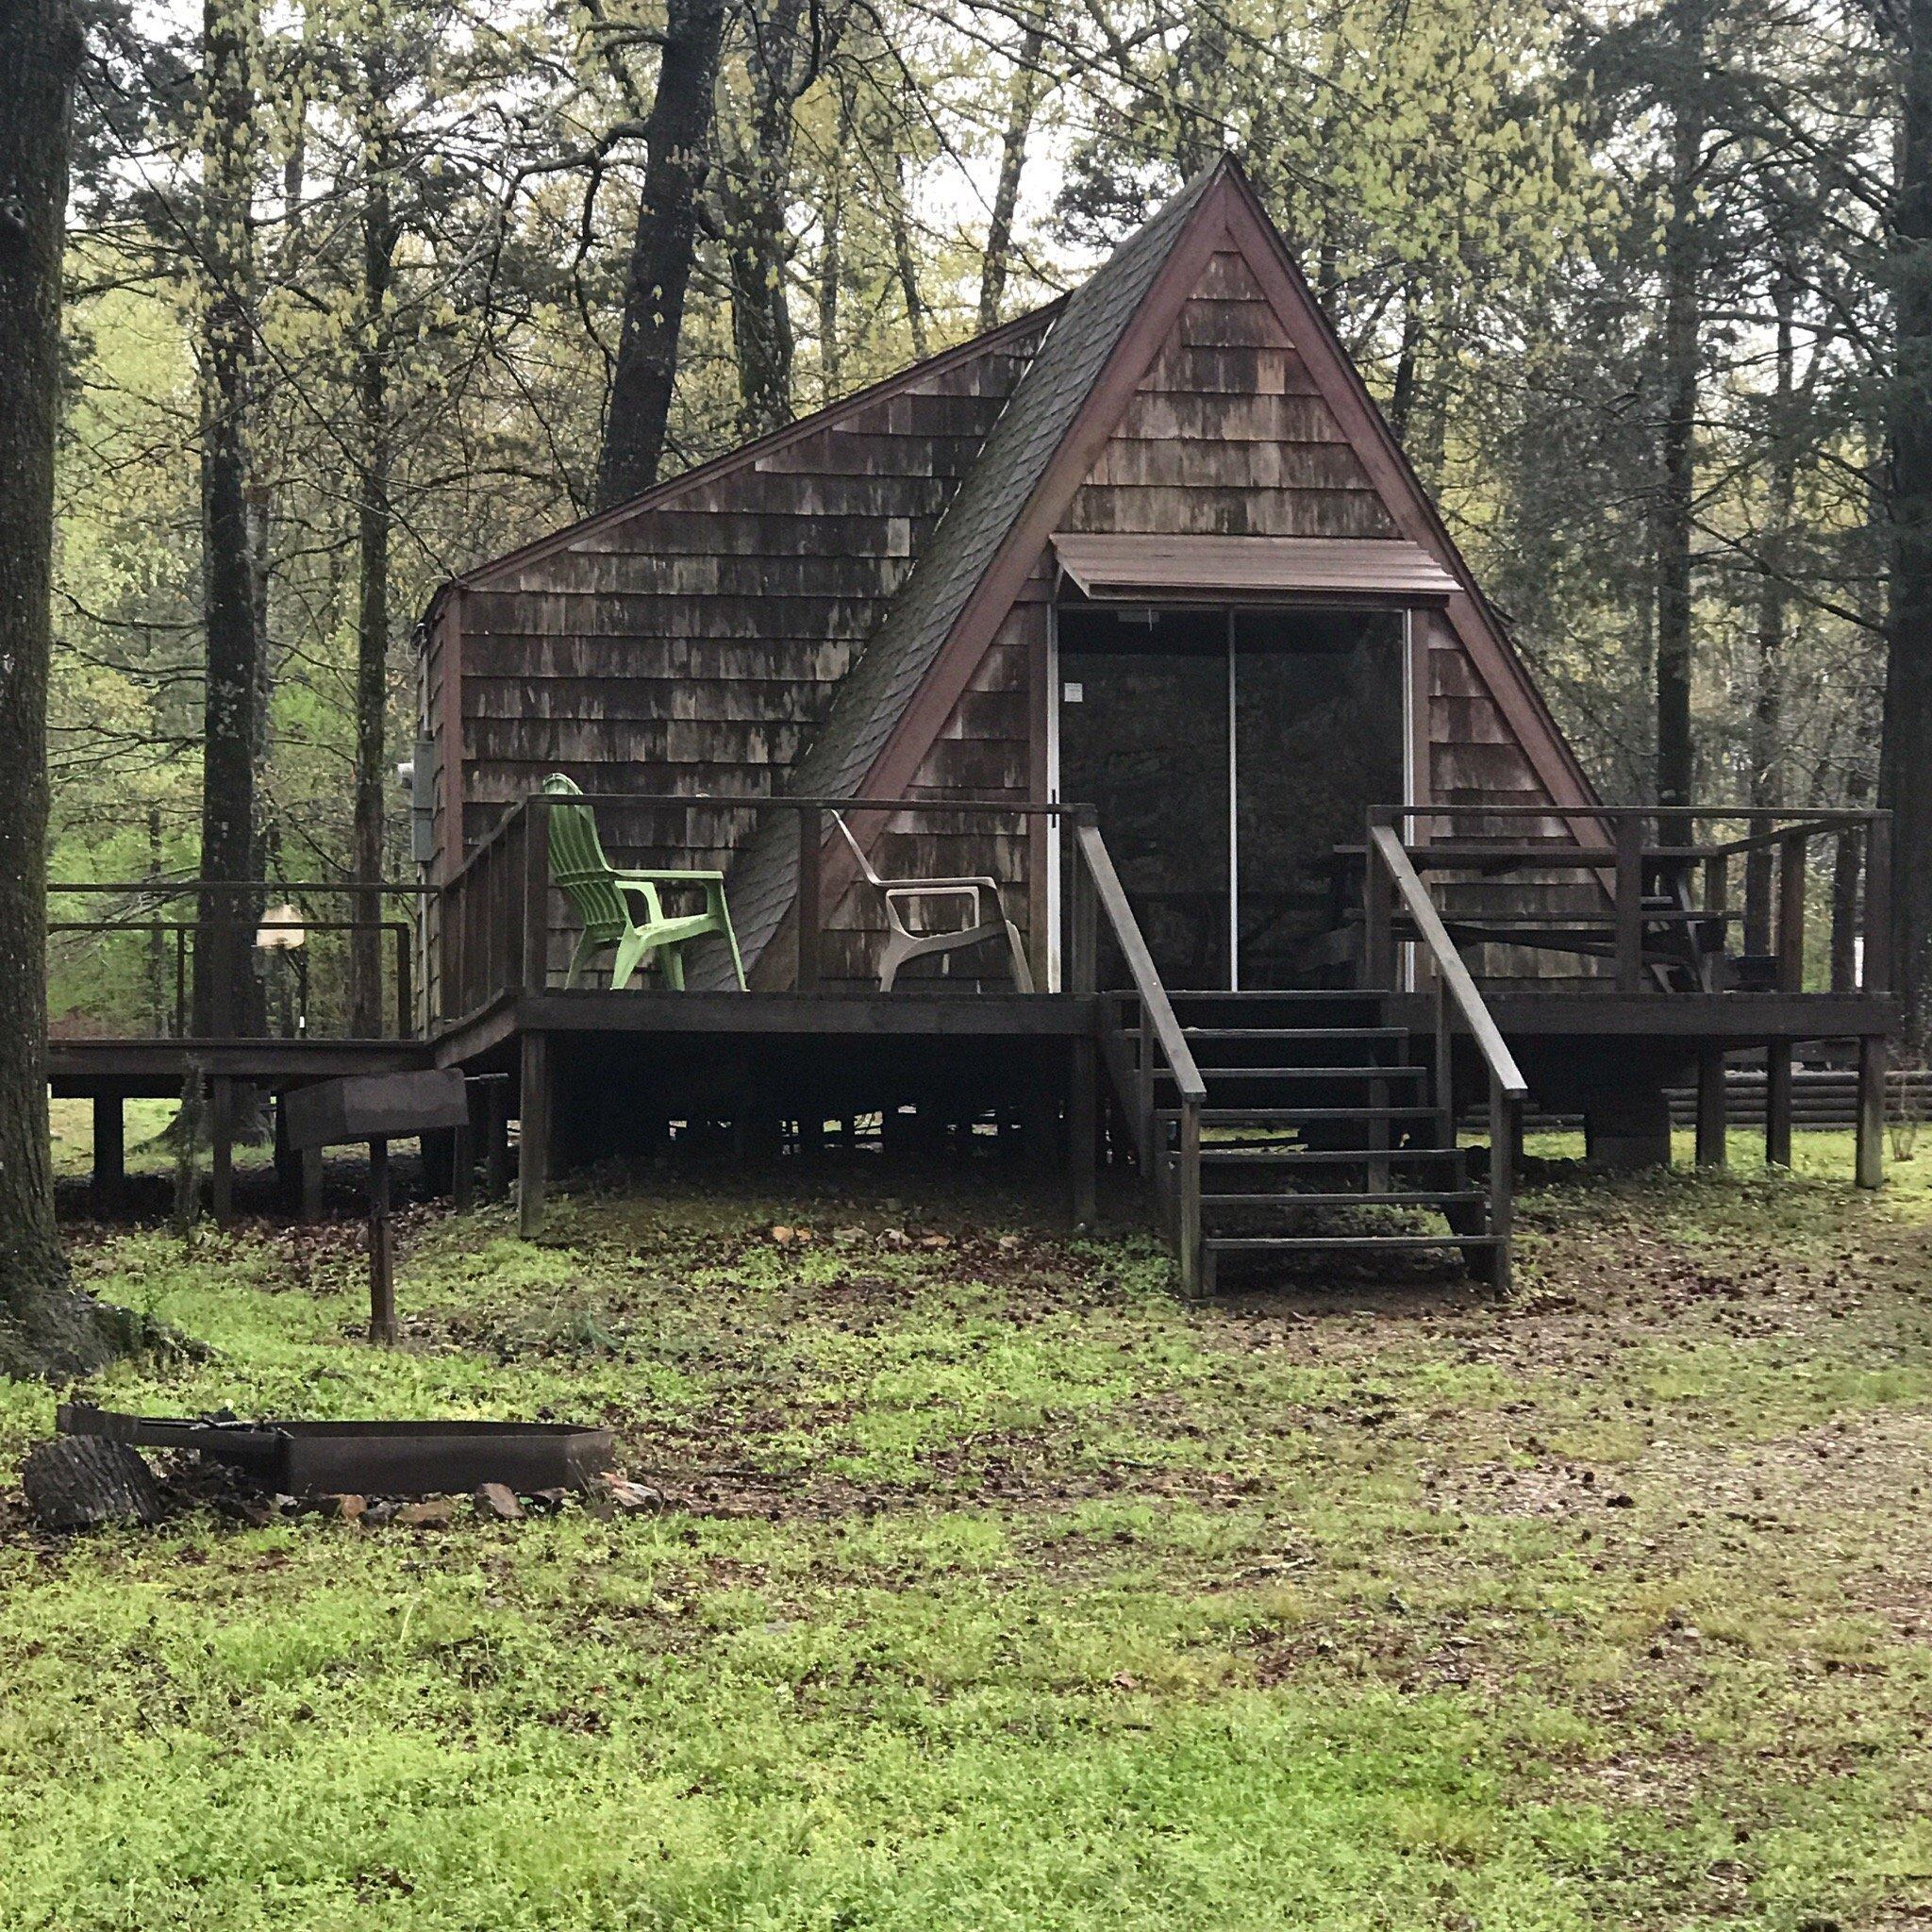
<box><xmin>5</xmin><ymin>1132</ymin><xmax>1932</xmax><ymax>1929</ymax></box>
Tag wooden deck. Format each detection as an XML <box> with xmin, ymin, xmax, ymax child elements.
<box><xmin>45</xmin><ymin>801</ymin><xmax>1902</xmax><ymax>1295</ymax></box>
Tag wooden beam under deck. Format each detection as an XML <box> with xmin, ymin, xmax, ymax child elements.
<box><xmin>432</xmin><ymin>988</ymin><xmax>1098</xmax><ymax>1069</ymax></box>
<box><xmin>50</xmin><ymin>1037</ymin><xmax>434</xmax><ymax>1099</ymax></box>
<box><xmin>1441</xmin><ymin>991</ymin><xmax>1896</xmax><ymax>1041</ymax></box>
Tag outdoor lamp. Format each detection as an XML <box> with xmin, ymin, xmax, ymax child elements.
<box><xmin>256</xmin><ymin>902</ymin><xmax>306</xmax><ymax>952</ymax></box>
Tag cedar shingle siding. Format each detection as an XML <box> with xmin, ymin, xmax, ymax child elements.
<box><xmin>421</xmin><ymin>157</ymin><xmax>1602</xmax><ymax>998</ymax></box>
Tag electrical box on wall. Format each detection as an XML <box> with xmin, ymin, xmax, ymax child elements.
<box><xmin>400</xmin><ymin>739</ymin><xmax>436</xmax><ymax>864</ymax></box>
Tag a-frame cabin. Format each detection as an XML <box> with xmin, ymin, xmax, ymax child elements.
<box><xmin>417</xmin><ymin>156</ymin><xmax>1894</xmax><ymax>1287</ymax></box>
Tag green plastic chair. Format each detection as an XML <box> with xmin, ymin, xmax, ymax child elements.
<box><xmin>541</xmin><ymin>775</ymin><xmax>746</xmax><ymax>991</ymax></box>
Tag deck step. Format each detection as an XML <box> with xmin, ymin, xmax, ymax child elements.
<box><xmin>1187</xmin><ymin>1105</ymin><xmax>1441</xmax><ymax>1125</ymax></box>
<box><xmin>1204</xmin><ymin>1234</ymin><xmax>1501</xmax><ymax>1254</ymax></box>
<box><xmin>1198</xmin><ymin>1190</ymin><xmax>1487</xmax><ymax>1209</ymax></box>
<box><xmin>1180</xmin><ymin>1026</ymin><xmax>1407</xmax><ymax>1041</ymax></box>
<box><xmin>1168</xmin><ymin>1064</ymin><xmax>1426</xmax><ymax>1083</ymax></box>
<box><xmin>1197</xmin><ymin>1144</ymin><xmax>1469</xmax><ymax>1165</ymax></box>
<box><xmin>1157</xmin><ymin>989</ymin><xmax>1391</xmax><ymax>1001</ymax></box>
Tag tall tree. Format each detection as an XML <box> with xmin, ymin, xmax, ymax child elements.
<box><xmin>596</xmin><ymin>0</ymin><xmax>729</xmax><ymax>507</ymax></box>
<box><xmin>0</xmin><ymin>0</ymin><xmax>140</xmax><ymax>1374</ymax></box>
<box><xmin>1654</xmin><ymin>0</ymin><xmax>1709</xmax><ymax>808</ymax></box>
<box><xmin>1884</xmin><ymin>0</ymin><xmax>1932</xmax><ymax>1041</ymax></box>
<box><xmin>978</xmin><ymin>22</ymin><xmax>1047</xmax><ymax>333</ymax></box>
<box><xmin>349</xmin><ymin>14</ymin><xmax>400</xmax><ymax>1036</ymax></box>
<box><xmin>1742</xmin><ymin>258</ymin><xmax>1798</xmax><ymax>953</ymax></box>
<box><xmin>720</xmin><ymin>0</ymin><xmax>833</xmax><ymax>437</ymax></box>
<box><xmin>192</xmin><ymin>0</ymin><xmax>268</xmax><ymax>1036</ymax></box>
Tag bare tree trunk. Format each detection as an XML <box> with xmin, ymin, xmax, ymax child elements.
<box><xmin>1884</xmin><ymin>0</ymin><xmax>1932</xmax><ymax>1045</ymax></box>
<box><xmin>596</xmin><ymin>0</ymin><xmax>727</xmax><ymax>508</ymax></box>
<box><xmin>193</xmin><ymin>0</ymin><xmax>266</xmax><ymax>1040</ymax></box>
<box><xmin>724</xmin><ymin>0</ymin><xmax>814</xmax><ymax>439</ymax></box>
<box><xmin>146</xmin><ymin>806</ymin><xmax>168</xmax><ymax>1034</ymax></box>
<box><xmin>1389</xmin><ymin>269</ymin><xmax>1424</xmax><ymax>445</ymax></box>
<box><xmin>978</xmin><ymin>25</ymin><xmax>1045</xmax><ymax>333</ymax></box>
<box><xmin>1655</xmin><ymin>0</ymin><xmax>1707</xmax><ymax>810</ymax></box>
<box><xmin>350</xmin><ymin>44</ymin><xmax>395</xmax><ymax>1038</ymax></box>
<box><xmin>1744</xmin><ymin>267</ymin><xmax>1796</xmax><ymax>954</ymax></box>
<box><xmin>818</xmin><ymin>91</ymin><xmax>848</xmax><ymax>405</ymax></box>
<box><xmin>0</xmin><ymin>0</ymin><xmax>141</xmax><ymax>1374</ymax></box>
<box><xmin>1833</xmin><ymin>767</ymin><xmax>1872</xmax><ymax>991</ymax></box>
<box><xmin>891</xmin><ymin>152</ymin><xmax>928</xmax><ymax>358</ymax></box>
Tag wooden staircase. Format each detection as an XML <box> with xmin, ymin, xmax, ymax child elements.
<box><xmin>1115</xmin><ymin>989</ymin><xmax>1505</xmax><ymax>1294</ymax></box>
<box><xmin>1073</xmin><ymin>817</ymin><xmax>1529</xmax><ymax>1297</ymax></box>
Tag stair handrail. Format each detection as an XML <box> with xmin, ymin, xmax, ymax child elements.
<box><xmin>1368</xmin><ymin>826</ymin><xmax>1527</xmax><ymax>1101</ymax></box>
<box><xmin>1369</xmin><ymin>824</ymin><xmax>1527</xmax><ymax>1291</ymax></box>
<box><xmin>1071</xmin><ymin>817</ymin><xmax>1205</xmax><ymax>1292</ymax></box>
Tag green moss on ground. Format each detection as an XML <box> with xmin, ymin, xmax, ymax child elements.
<box><xmin>4</xmin><ymin>1134</ymin><xmax>1931</xmax><ymax>1929</ymax></box>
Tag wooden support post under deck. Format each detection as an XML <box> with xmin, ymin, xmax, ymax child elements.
<box><xmin>300</xmin><ymin>1143</ymin><xmax>324</xmax><ymax>1224</ymax></box>
<box><xmin>367</xmin><ymin>1137</ymin><xmax>397</xmax><ymax>1343</ymax></box>
<box><xmin>1857</xmin><ymin>1034</ymin><xmax>1887</xmax><ymax>1189</ymax></box>
<box><xmin>92</xmin><ymin>1093</ymin><xmax>125</xmax><ymax>1213</ymax></box>
<box><xmin>1694</xmin><ymin>1048</ymin><xmax>1727</xmax><ymax>1167</ymax></box>
<box><xmin>209</xmin><ymin>1075</ymin><xmax>235</xmax><ymax>1228</ymax></box>
<box><xmin>518</xmin><ymin>1030</ymin><xmax>551</xmax><ymax>1237</ymax></box>
<box><xmin>272</xmin><ymin>1091</ymin><xmax>295</xmax><ymax>1208</ymax></box>
<box><xmin>1068</xmin><ymin>1035</ymin><xmax>1097</xmax><ymax>1227</ymax></box>
<box><xmin>452</xmin><ymin>1118</ymin><xmax>475</xmax><ymax>1211</ymax></box>
<box><xmin>484</xmin><ymin>1076</ymin><xmax>510</xmax><ymax>1199</ymax></box>
<box><xmin>1764</xmin><ymin>1045</ymin><xmax>1794</xmax><ymax>1168</ymax></box>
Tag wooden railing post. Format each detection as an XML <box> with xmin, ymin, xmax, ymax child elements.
<box><xmin>1176</xmin><ymin>1097</ymin><xmax>1201</xmax><ymax>1298</ymax></box>
<box><xmin>1865</xmin><ymin>813</ymin><xmax>1892</xmax><ymax>994</ymax></box>
<box><xmin>1701</xmin><ymin>852</ymin><xmax>1728</xmax><ymax>991</ymax></box>
<box><xmin>795</xmin><ymin>806</ymin><xmax>822</xmax><ymax>991</ymax></box>
<box><xmin>1614</xmin><ymin>815</ymin><xmax>1644</xmax><ymax>992</ymax></box>
<box><xmin>1777</xmin><ymin>830</ymin><xmax>1807</xmax><ymax>993</ymax></box>
<box><xmin>1487</xmin><ymin>1076</ymin><xmax>1517</xmax><ymax>1295</ymax></box>
<box><xmin>522</xmin><ymin>798</ymin><xmax>550</xmax><ymax>996</ymax></box>
<box><xmin>1068</xmin><ymin>809</ymin><xmax>1098</xmax><ymax>994</ymax></box>
<box><xmin>1136</xmin><ymin>1002</ymin><xmax>1155</xmax><ymax>1174</ymax></box>
<box><xmin>1432</xmin><ymin>967</ymin><xmax>1453</xmax><ymax>1148</ymax></box>
<box><xmin>1362</xmin><ymin>827</ymin><xmax>1394</xmax><ymax>991</ymax></box>
<box><xmin>1763</xmin><ymin>828</ymin><xmax>1807</xmax><ymax>1170</ymax></box>
<box><xmin>394</xmin><ymin>921</ymin><xmax>412</xmax><ymax>1039</ymax></box>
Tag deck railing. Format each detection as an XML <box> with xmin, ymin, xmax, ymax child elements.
<box><xmin>436</xmin><ymin>790</ymin><xmax>1209</xmax><ymax>1284</ymax></box>
<box><xmin>1069</xmin><ymin>809</ymin><xmax>1207</xmax><ymax>1293</ymax></box>
<box><xmin>46</xmin><ymin>879</ymin><xmax>428</xmax><ymax>1041</ymax></box>
<box><xmin>435</xmin><ymin>790</ymin><xmax>1069</xmax><ymax>1027</ymax></box>
<box><xmin>1368</xmin><ymin>824</ymin><xmax>1528</xmax><ymax>1290</ymax></box>
<box><xmin>1362</xmin><ymin>804</ymin><xmax>1892</xmax><ymax>996</ymax></box>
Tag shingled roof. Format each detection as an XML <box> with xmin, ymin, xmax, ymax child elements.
<box><xmin>711</xmin><ymin>160</ymin><xmax>1225</xmax><ymax>980</ymax></box>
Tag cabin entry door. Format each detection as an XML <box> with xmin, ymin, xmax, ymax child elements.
<box><xmin>1054</xmin><ymin>605</ymin><xmax>1410</xmax><ymax>991</ymax></box>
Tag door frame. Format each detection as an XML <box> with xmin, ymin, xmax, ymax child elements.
<box><xmin>1045</xmin><ymin>601</ymin><xmax>1420</xmax><ymax>992</ymax></box>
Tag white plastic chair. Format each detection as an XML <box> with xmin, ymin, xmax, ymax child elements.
<box><xmin>830</xmin><ymin>811</ymin><xmax>1035</xmax><ymax>993</ymax></box>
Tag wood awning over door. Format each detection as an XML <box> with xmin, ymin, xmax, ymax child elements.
<box><xmin>1052</xmin><ymin>533</ymin><xmax>1459</xmax><ymax>606</ymax></box>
